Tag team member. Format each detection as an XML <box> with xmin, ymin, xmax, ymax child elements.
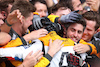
<box><xmin>0</xmin><ymin>0</ymin><xmax>14</xmax><ymax>33</ymax></box>
<box><xmin>82</xmin><ymin>11</ymin><xmax>100</xmax><ymax>67</ymax></box>
<box><xmin>30</xmin><ymin>0</ymin><xmax>48</xmax><ymax>17</ymax></box>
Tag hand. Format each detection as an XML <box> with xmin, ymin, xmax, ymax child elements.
<box><xmin>30</xmin><ymin>29</ymin><xmax>48</xmax><ymax>39</ymax></box>
<box><xmin>23</xmin><ymin>29</ymin><xmax>48</xmax><ymax>42</ymax></box>
<box><xmin>73</xmin><ymin>43</ymin><xmax>90</xmax><ymax>54</ymax></box>
<box><xmin>29</xmin><ymin>15</ymin><xmax>52</xmax><ymax>31</ymax></box>
<box><xmin>19</xmin><ymin>50</ymin><xmax>43</xmax><ymax>67</ymax></box>
<box><xmin>86</xmin><ymin>0</ymin><xmax>99</xmax><ymax>11</ymax></box>
<box><xmin>29</xmin><ymin>15</ymin><xmax>44</xmax><ymax>31</ymax></box>
<box><xmin>48</xmin><ymin>39</ymin><xmax>63</xmax><ymax>57</ymax></box>
<box><xmin>32</xmin><ymin>15</ymin><xmax>43</xmax><ymax>30</ymax></box>
<box><xmin>7</xmin><ymin>9</ymin><xmax>23</xmax><ymax>25</ymax></box>
<box><xmin>60</xmin><ymin>10</ymin><xmax>82</xmax><ymax>23</ymax></box>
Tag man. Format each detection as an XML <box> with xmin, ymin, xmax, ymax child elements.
<box><xmin>0</xmin><ymin>0</ymin><xmax>14</xmax><ymax>19</ymax></box>
<box><xmin>82</xmin><ymin>11</ymin><xmax>100</xmax><ymax>67</ymax></box>
<box><xmin>48</xmin><ymin>0</ymin><xmax>71</xmax><ymax>20</ymax></box>
<box><xmin>30</xmin><ymin>0</ymin><xmax>48</xmax><ymax>17</ymax></box>
<box><xmin>0</xmin><ymin>1</ymin><xmax>23</xmax><ymax>46</ymax></box>
<box><xmin>72</xmin><ymin>0</ymin><xmax>83</xmax><ymax>10</ymax></box>
<box><xmin>82</xmin><ymin>11</ymin><xmax>100</xmax><ymax>43</ymax></box>
<box><xmin>58</xmin><ymin>0</ymin><xmax>83</xmax><ymax>11</ymax></box>
<box><xmin>0</xmin><ymin>10</ymin><xmax>11</xmax><ymax>46</ymax></box>
<box><xmin>7</xmin><ymin>1</ymin><xmax>47</xmax><ymax>66</ymax></box>
<box><xmin>0</xmin><ymin>0</ymin><xmax>15</xmax><ymax>33</ymax></box>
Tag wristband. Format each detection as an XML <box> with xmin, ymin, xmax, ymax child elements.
<box><xmin>5</xmin><ymin>20</ymin><xmax>12</xmax><ymax>26</ymax></box>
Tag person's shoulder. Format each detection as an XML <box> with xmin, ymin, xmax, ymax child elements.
<box><xmin>0</xmin><ymin>32</ymin><xmax>11</xmax><ymax>46</ymax></box>
<box><xmin>94</xmin><ymin>32</ymin><xmax>100</xmax><ymax>40</ymax></box>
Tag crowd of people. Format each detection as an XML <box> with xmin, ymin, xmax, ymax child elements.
<box><xmin>0</xmin><ymin>0</ymin><xmax>100</xmax><ymax>67</ymax></box>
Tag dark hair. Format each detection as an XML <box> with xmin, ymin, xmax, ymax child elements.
<box><xmin>51</xmin><ymin>0</ymin><xmax>73</xmax><ymax>13</ymax></box>
<box><xmin>59</xmin><ymin>0</ymin><xmax>73</xmax><ymax>11</ymax></box>
<box><xmin>99</xmin><ymin>6</ymin><xmax>100</xmax><ymax>13</ymax></box>
<box><xmin>30</xmin><ymin>0</ymin><xmax>47</xmax><ymax>11</ymax></box>
<box><xmin>0</xmin><ymin>2</ymin><xmax>8</xmax><ymax>12</ymax></box>
<box><xmin>11</xmin><ymin>0</ymin><xmax>35</xmax><ymax>18</ymax></box>
<box><xmin>0</xmin><ymin>0</ymin><xmax>14</xmax><ymax>13</ymax></box>
<box><xmin>64</xmin><ymin>17</ymin><xmax>86</xmax><ymax>31</ymax></box>
<box><xmin>82</xmin><ymin>11</ymin><xmax>100</xmax><ymax>30</ymax></box>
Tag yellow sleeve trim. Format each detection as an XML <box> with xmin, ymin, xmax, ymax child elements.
<box><xmin>48</xmin><ymin>14</ymin><xmax>59</xmax><ymax>23</ymax></box>
<box><xmin>34</xmin><ymin>57</ymin><xmax>50</xmax><ymax>67</ymax></box>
